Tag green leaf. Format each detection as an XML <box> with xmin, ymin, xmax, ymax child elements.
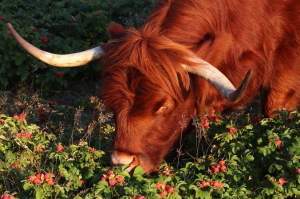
<box><xmin>195</xmin><ymin>189</ymin><xmax>211</xmax><ymax>199</ymax></box>
<box><xmin>35</xmin><ymin>188</ymin><xmax>44</xmax><ymax>199</ymax></box>
<box><xmin>23</xmin><ymin>182</ymin><xmax>33</xmax><ymax>191</ymax></box>
<box><xmin>245</xmin><ymin>153</ymin><xmax>254</xmax><ymax>162</ymax></box>
<box><xmin>133</xmin><ymin>166</ymin><xmax>144</xmax><ymax>177</ymax></box>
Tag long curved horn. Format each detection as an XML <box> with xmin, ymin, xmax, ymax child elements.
<box><xmin>7</xmin><ymin>23</ymin><xmax>104</xmax><ymax>67</ymax></box>
<box><xmin>182</xmin><ymin>57</ymin><xmax>252</xmax><ymax>101</ymax></box>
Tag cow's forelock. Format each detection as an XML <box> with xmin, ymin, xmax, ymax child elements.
<box><xmin>101</xmin><ymin>26</ymin><xmax>202</xmax><ymax>101</ymax></box>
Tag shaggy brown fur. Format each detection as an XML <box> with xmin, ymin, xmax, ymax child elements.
<box><xmin>102</xmin><ymin>0</ymin><xmax>300</xmax><ymax>172</ymax></box>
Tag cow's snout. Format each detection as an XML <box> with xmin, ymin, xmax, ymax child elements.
<box><xmin>111</xmin><ymin>151</ymin><xmax>135</xmax><ymax>165</ymax></box>
<box><xmin>111</xmin><ymin>151</ymin><xmax>158</xmax><ymax>173</ymax></box>
<box><xmin>111</xmin><ymin>151</ymin><xmax>140</xmax><ymax>172</ymax></box>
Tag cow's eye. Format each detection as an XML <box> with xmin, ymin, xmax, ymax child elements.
<box><xmin>154</xmin><ymin>99</ymin><xmax>173</xmax><ymax>115</ymax></box>
<box><xmin>156</xmin><ymin>106</ymin><xmax>169</xmax><ymax>114</ymax></box>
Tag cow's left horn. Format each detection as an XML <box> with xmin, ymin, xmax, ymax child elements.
<box><xmin>7</xmin><ymin>23</ymin><xmax>104</xmax><ymax>67</ymax></box>
<box><xmin>182</xmin><ymin>57</ymin><xmax>252</xmax><ymax>101</ymax></box>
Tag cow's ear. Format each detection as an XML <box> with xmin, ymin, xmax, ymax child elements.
<box><xmin>107</xmin><ymin>22</ymin><xmax>126</xmax><ymax>39</ymax></box>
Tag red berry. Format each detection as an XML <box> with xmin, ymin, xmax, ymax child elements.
<box><xmin>219</xmin><ymin>160</ymin><xmax>226</xmax><ymax>165</ymax></box>
<box><xmin>45</xmin><ymin>172</ymin><xmax>55</xmax><ymax>185</ymax></box>
<box><xmin>88</xmin><ymin>147</ymin><xmax>97</xmax><ymax>153</ymax></box>
<box><xmin>277</xmin><ymin>177</ymin><xmax>287</xmax><ymax>186</ymax></box>
<box><xmin>30</xmin><ymin>173</ymin><xmax>44</xmax><ymax>185</ymax></box>
<box><xmin>16</xmin><ymin>132</ymin><xmax>32</xmax><ymax>139</ymax></box>
<box><xmin>198</xmin><ymin>180</ymin><xmax>210</xmax><ymax>189</ymax></box>
<box><xmin>101</xmin><ymin>170</ymin><xmax>125</xmax><ymax>187</ymax></box>
<box><xmin>33</xmin><ymin>178</ymin><xmax>42</xmax><ymax>185</ymax></box>
<box><xmin>115</xmin><ymin>175</ymin><xmax>125</xmax><ymax>184</ymax></box>
<box><xmin>40</xmin><ymin>35</ymin><xmax>49</xmax><ymax>44</ymax></box>
<box><xmin>210</xmin><ymin>181</ymin><xmax>224</xmax><ymax>188</ymax></box>
<box><xmin>35</xmin><ymin>173</ymin><xmax>45</xmax><ymax>184</ymax></box>
<box><xmin>13</xmin><ymin>112</ymin><xmax>26</xmax><ymax>122</ymax></box>
<box><xmin>54</xmin><ymin>72</ymin><xmax>65</xmax><ymax>78</ymax></box>
<box><xmin>207</xmin><ymin>110</ymin><xmax>222</xmax><ymax>123</ymax></box>
<box><xmin>156</xmin><ymin>182</ymin><xmax>174</xmax><ymax>197</ymax></box>
<box><xmin>210</xmin><ymin>164</ymin><xmax>220</xmax><ymax>174</ymax></box>
<box><xmin>108</xmin><ymin>178</ymin><xmax>117</xmax><ymax>187</ymax></box>
<box><xmin>220</xmin><ymin>165</ymin><xmax>227</xmax><ymax>173</ymax></box>
<box><xmin>156</xmin><ymin>182</ymin><xmax>165</xmax><ymax>190</ymax></box>
<box><xmin>46</xmin><ymin>178</ymin><xmax>55</xmax><ymax>185</ymax></box>
<box><xmin>101</xmin><ymin>170</ymin><xmax>114</xmax><ymax>181</ymax></box>
<box><xmin>228</xmin><ymin>127</ymin><xmax>238</xmax><ymax>135</ymax></box>
<box><xmin>80</xmin><ymin>179</ymin><xmax>86</xmax><ymax>185</ymax></box>
<box><xmin>0</xmin><ymin>16</ymin><xmax>4</xmax><ymax>21</ymax></box>
<box><xmin>165</xmin><ymin>185</ymin><xmax>174</xmax><ymax>193</ymax></box>
<box><xmin>28</xmin><ymin>173</ymin><xmax>46</xmax><ymax>185</ymax></box>
<box><xmin>56</xmin><ymin>144</ymin><xmax>64</xmax><ymax>153</ymax></box>
<box><xmin>28</xmin><ymin>175</ymin><xmax>36</xmax><ymax>183</ymax></box>
<box><xmin>274</xmin><ymin>138</ymin><xmax>283</xmax><ymax>149</ymax></box>
<box><xmin>134</xmin><ymin>195</ymin><xmax>145</xmax><ymax>199</ymax></box>
<box><xmin>295</xmin><ymin>168</ymin><xmax>300</xmax><ymax>174</ymax></box>
<box><xmin>200</xmin><ymin>116</ymin><xmax>210</xmax><ymax>129</ymax></box>
<box><xmin>10</xmin><ymin>162</ymin><xmax>20</xmax><ymax>169</ymax></box>
<box><xmin>0</xmin><ymin>193</ymin><xmax>15</xmax><ymax>199</ymax></box>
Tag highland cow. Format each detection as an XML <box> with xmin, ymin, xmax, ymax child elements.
<box><xmin>8</xmin><ymin>0</ymin><xmax>300</xmax><ymax>172</ymax></box>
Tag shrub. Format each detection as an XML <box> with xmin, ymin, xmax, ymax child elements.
<box><xmin>0</xmin><ymin>114</ymin><xmax>105</xmax><ymax>198</ymax></box>
<box><xmin>0</xmin><ymin>111</ymin><xmax>299</xmax><ymax>198</ymax></box>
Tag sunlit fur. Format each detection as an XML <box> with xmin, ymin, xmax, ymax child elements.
<box><xmin>101</xmin><ymin>0</ymin><xmax>300</xmax><ymax>172</ymax></box>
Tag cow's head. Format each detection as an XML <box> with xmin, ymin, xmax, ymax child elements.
<box><xmin>7</xmin><ymin>23</ymin><xmax>251</xmax><ymax>173</ymax></box>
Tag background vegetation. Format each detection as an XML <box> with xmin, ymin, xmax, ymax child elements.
<box><xmin>0</xmin><ymin>0</ymin><xmax>156</xmax><ymax>89</ymax></box>
<box><xmin>0</xmin><ymin>0</ymin><xmax>299</xmax><ymax>198</ymax></box>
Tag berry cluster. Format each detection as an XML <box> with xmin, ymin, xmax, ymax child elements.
<box><xmin>155</xmin><ymin>182</ymin><xmax>175</xmax><ymax>197</ymax></box>
<box><xmin>28</xmin><ymin>172</ymin><xmax>55</xmax><ymax>185</ymax></box>
<box><xmin>198</xmin><ymin>180</ymin><xmax>224</xmax><ymax>189</ymax></box>
<box><xmin>101</xmin><ymin>170</ymin><xmax>125</xmax><ymax>187</ymax></box>
<box><xmin>210</xmin><ymin>160</ymin><xmax>227</xmax><ymax>174</ymax></box>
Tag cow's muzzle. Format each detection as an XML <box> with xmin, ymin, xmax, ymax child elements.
<box><xmin>111</xmin><ymin>151</ymin><xmax>139</xmax><ymax>172</ymax></box>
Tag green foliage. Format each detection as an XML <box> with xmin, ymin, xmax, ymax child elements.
<box><xmin>0</xmin><ymin>111</ymin><xmax>299</xmax><ymax>198</ymax></box>
<box><xmin>0</xmin><ymin>114</ymin><xmax>105</xmax><ymax>198</ymax></box>
<box><xmin>0</xmin><ymin>0</ymin><xmax>156</xmax><ymax>89</ymax></box>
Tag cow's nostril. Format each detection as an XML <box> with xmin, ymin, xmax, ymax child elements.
<box><xmin>111</xmin><ymin>151</ymin><xmax>135</xmax><ymax>165</ymax></box>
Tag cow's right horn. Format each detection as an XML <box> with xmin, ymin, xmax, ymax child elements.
<box><xmin>182</xmin><ymin>57</ymin><xmax>252</xmax><ymax>102</ymax></box>
<box><xmin>7</xmin><ymin>23</ymin><xmax>104</xmax><ymax>67</ymax></box>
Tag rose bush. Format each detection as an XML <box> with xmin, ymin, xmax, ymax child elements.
<box><xmin>0</xmin><ymin>110</ymin><xmax>299</xmax><ymax>198</ymax></box>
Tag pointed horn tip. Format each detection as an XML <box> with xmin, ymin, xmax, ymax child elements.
<box><xmin>229</xmin><ymin>70</ymin><xmax>253</xmax><ymax>102</ymax></box>
<box><xmin>6</xmin><ymin>23</ymin><xmax>13</xmax><ymax>31</ymax></box>
<box><xmin>6</xmin><ymin>23</ymin><xmax>17</xmax><ymax>37</ymax></box>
